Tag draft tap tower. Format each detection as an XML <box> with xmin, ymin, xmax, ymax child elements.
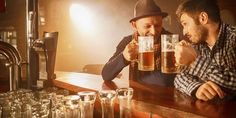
<box><xmin>32</xmin><ymin>32</ymin><xmax>58</xmax><ymax>88</ymax></box>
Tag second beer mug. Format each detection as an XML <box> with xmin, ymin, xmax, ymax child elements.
<box><xmin>138</xmin><ymin>36</ymin><xmax>154</xmax><ymax>71</ymax></box>
<box><xmin>161</xmin><ymin>34</ymin><xmax>179</xmax><ymax>73</ymax></box>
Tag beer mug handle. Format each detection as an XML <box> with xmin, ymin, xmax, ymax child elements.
<box><xmin>132</xmin><ymin>31</ymin><xmax>138</xmax><ymax>42</ymax></box>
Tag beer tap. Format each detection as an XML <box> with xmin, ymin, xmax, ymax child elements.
<box><xmin>32</xmin><ymin>38</ymin><xmax>48</xmax><ymax>88</ymax></box>
<box><xmin>0</xmin><ymin>41</ymin><xmax>22</xmax><ymax>91</ymax></box>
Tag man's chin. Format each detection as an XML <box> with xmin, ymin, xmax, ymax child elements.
<box><xmin>189</xmin><ymin>39</ymin><xmax>199</xmax><ymax>45</ymax></box>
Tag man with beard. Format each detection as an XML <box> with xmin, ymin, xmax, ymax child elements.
<box><xmin>174</xmin><ymin>0</ymin><xmax>236</xmax><ymax>101</ymax></box>
<box><xmin>102</xmin><ymin>0</ymin><xmax>176</xmax><ymax>86</ymax></box>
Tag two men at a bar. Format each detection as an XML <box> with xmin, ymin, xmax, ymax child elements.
<box><xmin>102</xmin><ymin>0</ymin><xmax>236</xmax><ymax>102</ymax></box>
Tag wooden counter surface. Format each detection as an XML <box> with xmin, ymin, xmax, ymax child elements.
<box><xmin>53</xmin><ymin>71</ymin><xmax>236</xmax><ymax>118</ymax></box>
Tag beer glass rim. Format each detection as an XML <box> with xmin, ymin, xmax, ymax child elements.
<box><xmin>161</xmin><ymin>34</ymin><xmax>179</xmax><ymax>40</ymax></box>
<box><xmin>116</xmin><ymin>87</ymin><xmax>134</xmax><ymax>99</ymax></box>
<box><xmin>64</xmin><ymin>95</ymin><xmax>80</xmax><ymax>100</ymax></box>
<box><xmin>99</xmin><ymin>90</ymin><xmax>116</xmax><ymax>94</ymax></box>
<box><xmin>77</xmin><ymin>91</ymin><xmax>96</xmax><ymax>96</ymax></box>
<box><xmin>138</xmin><ymin>36</ymin><xmax>154</xmax><ymax>38</ymax></box>
<box><xmin>116</xmin><ymin>87</ymin><xmax>133</xmax><ymax>90</ymax></box>
<box><xmin>161</xmin><ymin>34</ymin><xmax>179</xmax><ymax>36</ymax></box>
<box><xmin>116</xmin><ymin>87</ymin><xmax>134</xmax><ymax>93</ymax></box>
<box><xmin>98</xmin><ymin>90</ymin><xmax>117</xmax><ymax>100</ymax></box>
<box><xmin>138</xmin><ymin>36</ymin><xmax>154</xmax><ymax>41</ymax></box>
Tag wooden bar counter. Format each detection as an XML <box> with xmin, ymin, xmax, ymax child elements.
<box><xmin>53</xmin><ymin>71</ymin><xmax>236</xmax><ymax>118</ymax></box>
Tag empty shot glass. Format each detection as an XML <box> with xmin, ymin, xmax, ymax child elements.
<box><xmin>78</xmin><ymin>91</ymin><xmax>96</xmax><ymax>118</ymax></box>
<box><xmin>99</xmin><ymin>90</ymin><xmax>116</xmax><ymax>118</ymax></box>
<box><xmin>64</xmin><ymin>95</ymin><xmax>80</xmax><ymax>118</ymax></box>
<box><xmin>116</xmin><ymin>88</ymin><xmax>133</xmax><ymax>118</ymax></box>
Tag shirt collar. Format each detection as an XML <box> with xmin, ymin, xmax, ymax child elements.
<box><xmin>214</xmin><ymin>22</ymin><xmax>227</xmax><ymax>49</ymax></box>
<box><xmin>202</xmin><ymin>22</ymin><xmax>226</xmax><ymax>50</ymax></box>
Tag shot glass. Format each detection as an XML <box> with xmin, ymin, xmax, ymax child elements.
<box><xmin>116</xmin><ymin>88</ymin><xmax>133</xmax><ymax>118</ymax></box>
<box><xmin>64</xmin><ymin>95</ymin><xmax>80</xmax><ymax>118</ymax></box>
<box><xmin>99</xmin><ymin>90</ymin><xmax>116</xmax><ymax>118</ymax></box>
<box><xmin>78</xmin><ymin>91</ymin><xmax>96</xmax><ymax>118</ymax></box>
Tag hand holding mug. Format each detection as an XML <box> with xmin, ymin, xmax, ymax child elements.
<box><xmin>123</xmin><ymin>39</ymin><xmax>138</xmax><ymax>62</ymax></box>
<box><xmin>174</xmin><ymin>40</ymin><xmax>198</xmax><ymax>66</ymax></box>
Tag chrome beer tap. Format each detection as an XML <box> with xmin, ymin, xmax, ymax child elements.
<box><xmin>0</xmin><ymin>41</ymin><xmax>22</xmax><ymax>91</ymax></box>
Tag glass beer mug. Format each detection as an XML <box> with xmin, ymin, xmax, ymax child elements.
<box><xmin>161</xmin><ymin>34</ymin><xmax>179</xmax><ymax>73</ymax></box>
<box><xmin>138</xmin><ymin>36</ymin><xmax>154</xmax><ymax>71</ymax></box>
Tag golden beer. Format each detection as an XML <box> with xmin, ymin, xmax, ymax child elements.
<box><xmin>161</xmin><ymin>51</ymin><xmax>178</xmax><ymax>73</ymax></box>
<box><xmin>138</xmin><ymin>36</ymin><xmax>154</xmax><ymax>71</ymax></box>
<box><xmin>138</xmin><ymin>51</ymin><xmax>154</xmax><ymax>71</ymax></box>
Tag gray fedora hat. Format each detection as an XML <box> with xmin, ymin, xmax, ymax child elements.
<box><xmin>130</xmin><ymin>0</ymin><xmax>168</xmax><ymax>22</ymax></box>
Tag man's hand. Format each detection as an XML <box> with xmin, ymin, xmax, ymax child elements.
<box><xmin>175</xmin><ymin>40</ymin><xmax>197</xmax><ymax>66</ymax></box>
<box><xmin>196</xmin><ymin>81</ymin><xmax>225</xmax><ymax>101</ymax></box>
<box><xmin>123</xmin><ymin>40</ymin><xmax>138</xmax><ymax>61</ymax></box>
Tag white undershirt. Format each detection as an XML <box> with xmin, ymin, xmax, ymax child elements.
<box><xmin>208</xmin><ymin>45</ymin><xmax>213</xmax><ymax>50</ymax></box>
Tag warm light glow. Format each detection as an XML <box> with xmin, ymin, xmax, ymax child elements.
<box><xmin>69</xmin><ymin>4</ymin><xmax>94</xmax><ymax>32</ymax></box>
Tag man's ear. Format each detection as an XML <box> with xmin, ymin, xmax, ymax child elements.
<box><xmin>198</xmin><ymin>12</ymin><xmax>208</xmax><ymax>25</ymax></box>
<box><xmin>131</xmin><ymin>21</ymin><xmax>137</xmax><ymax>29</ymax></box>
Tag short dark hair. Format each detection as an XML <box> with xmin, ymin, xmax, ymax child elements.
<box><xmin>176</xmin><ymin>0</ymin><xmax>221</xmax><ymax>23</ymax></box>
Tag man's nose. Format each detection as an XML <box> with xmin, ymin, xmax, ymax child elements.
<box><xmin>183</xmin><ymin>28</ymin><xmax>187</xmax><ymax>36</ymax></box>
<box><xmin>149</xmin><ymin>25</ymin><xmax>156</xmax><ymax>36</ymax></box>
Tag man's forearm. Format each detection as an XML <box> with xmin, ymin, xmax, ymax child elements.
<box><xmin>208</xmin><ymin>66</ymin><xmax>236</xmax><ymax>91</ymax></box>
<box><xmin>102</xmin><ymin>53</ymin><xmax>129</xmax><ymax>81</ymax></box>
<box><xmin>174</xmin><ymin>73</ymin><xmax>202</xmax><ymax>96</ymax></box>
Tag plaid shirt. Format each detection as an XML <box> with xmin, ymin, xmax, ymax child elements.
<box><xmin>174</xmin><ymin>23</ymin><xmax>236</xmax><ymax>96</ymax></box>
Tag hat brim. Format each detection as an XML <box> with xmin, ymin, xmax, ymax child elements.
<box><xmin>129</xmin><ymin>12</ymin><xmax>168</xmax><ymax>22</ymax></box>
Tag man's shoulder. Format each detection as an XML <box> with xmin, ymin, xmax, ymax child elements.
<box><xmin>225</xmin><ymin>23</ymin><xmax>236</xmax><ymax>36</ymax></box>
<box><xmin>122</xmin><ymin>35</ymin><xmax>133</xmax><ymax>41</ymax></box>
<box><xmin>225</xmin><ymin>23</ymin><xmax>236</xmax><ymax>43</ymax></box>
<box><xmin>226</xmin><ymin>23</ymin><xmax>236</xmax><ymax>32</ymax></box>
<box><xmin>116</xmin><ymin>34</ymin><xmax>133</xmax><ymax>48</ymax></box>
<box><xmin>119</xmin><ymin>34</ymin><xmax>133</xmax><ymax>44</ymax></box>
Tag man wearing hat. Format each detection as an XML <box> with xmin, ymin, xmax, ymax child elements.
<box><xmin>102</xmin><ymin>0</ymin><xmax>176</xmax><ymax>86</ymax></box>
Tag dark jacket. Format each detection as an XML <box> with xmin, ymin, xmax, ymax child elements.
<box><xmin>102</xmin><ymin>28</ymin><xmax>176</xmax><ymax>87</ymax></box>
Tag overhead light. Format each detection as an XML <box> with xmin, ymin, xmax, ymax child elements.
<box><xmin>69</xmin><ymin>4</ymin><xmax>94</xmax><ymax>33</ymax></box>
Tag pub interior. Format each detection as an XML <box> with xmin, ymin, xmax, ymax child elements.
<box><xmin>0</xmin><ymin>0</ymin><xmax>236</xmax><ymax>118</ymax></box>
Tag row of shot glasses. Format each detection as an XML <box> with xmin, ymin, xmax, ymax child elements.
<box><xmin>0</xmin><ymin>87</ymin><xmax>133</xmax><ymax>118</ymax></box>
